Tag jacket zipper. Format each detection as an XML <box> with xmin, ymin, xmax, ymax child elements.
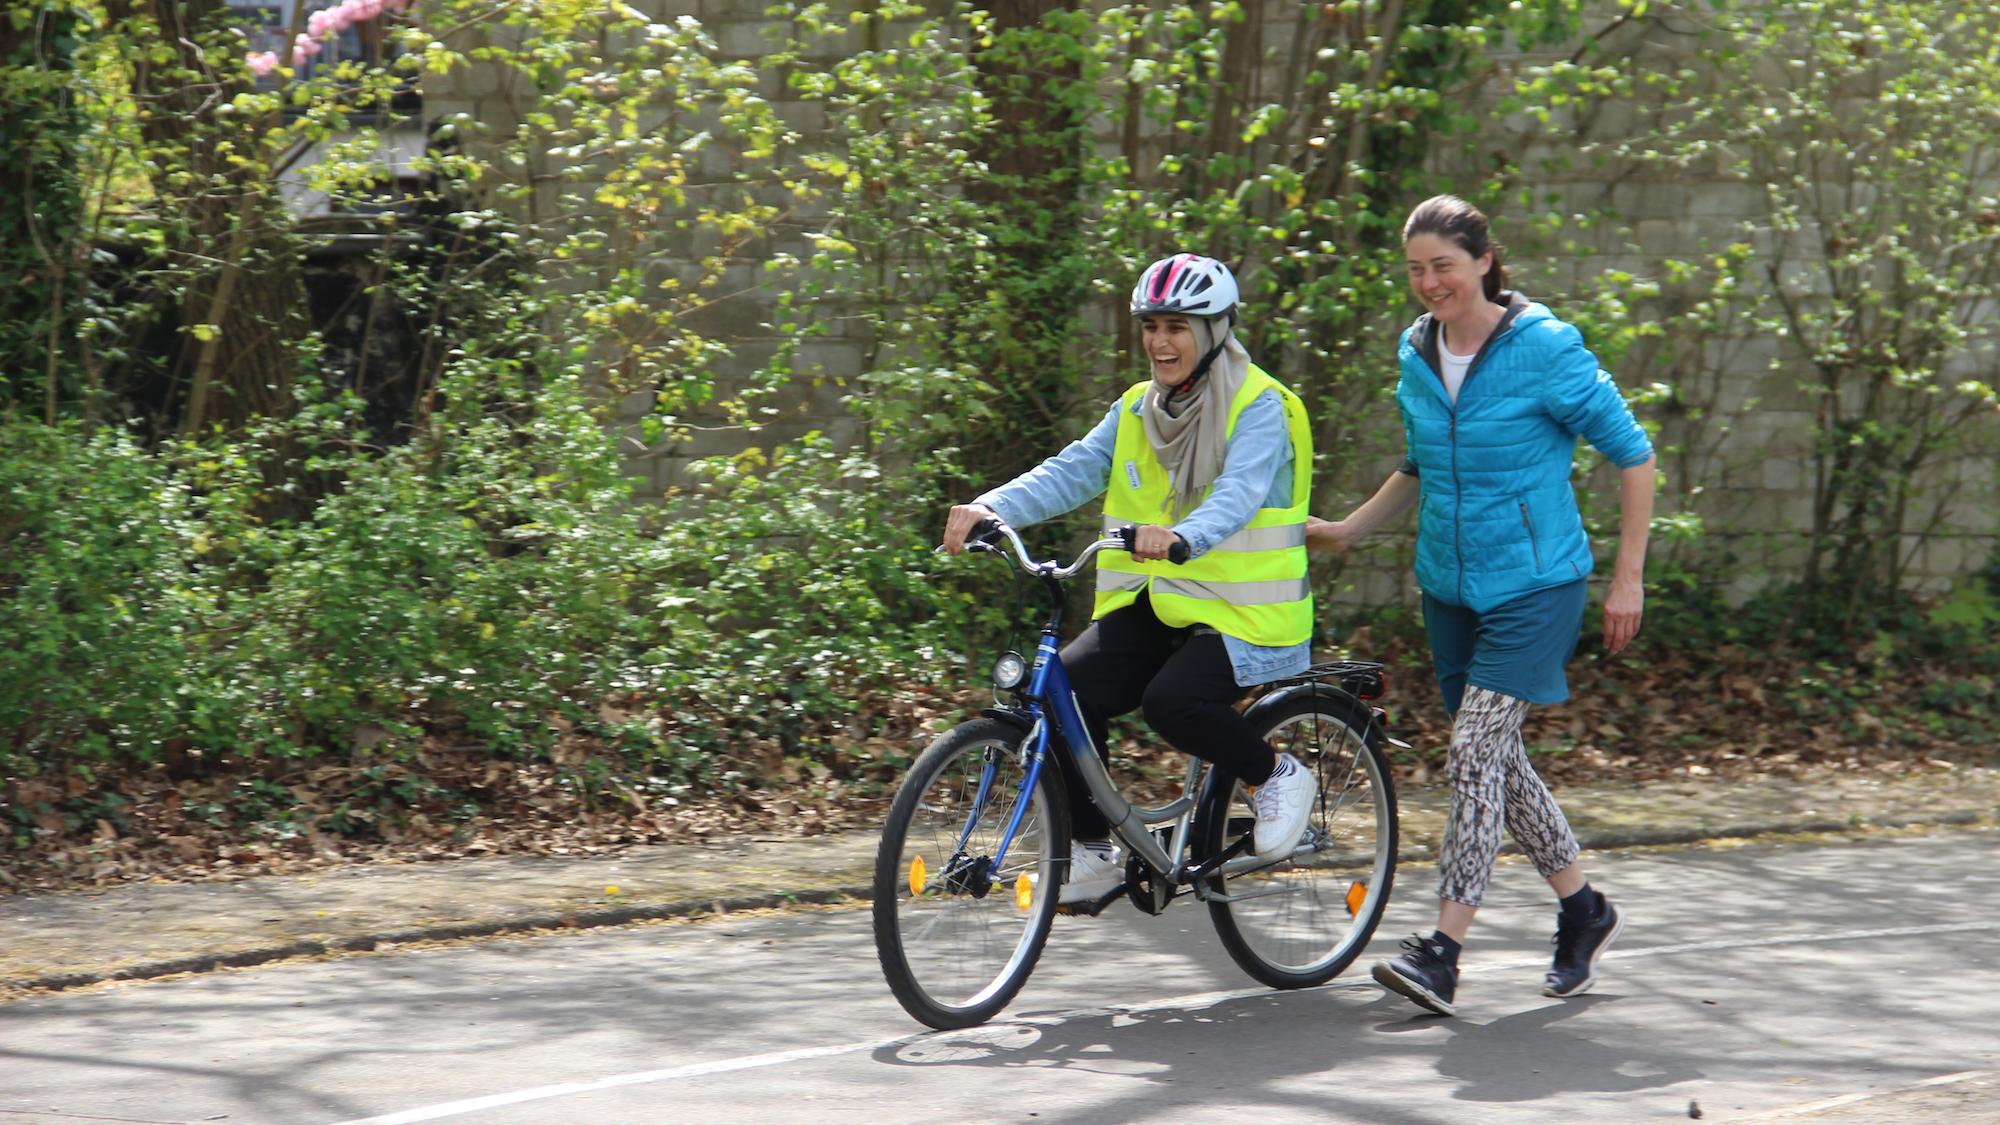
<box><xmin>1519</xmin><ymin>501</ymin><xmax>1543</xmax><ymax>571</ymax></box>
<box><xmin>1451</xmin><ymin>415</ymin><xmax>1463</xmax><ymax>604</ymax></box>
<box><xmin>1428</xmin><ymin>311</ymin><xmax>1517</xmax><ymax>605</ymax></box>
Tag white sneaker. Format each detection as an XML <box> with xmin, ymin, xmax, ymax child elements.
<box><xmin>1250</xmin><ymin>753</ymin><xmax>1316</xmax><ymax>860</ymax></box>
<box><xmin>1059</xmin><ymin>842</ymin><xmax>1124</xmax><ymax>905</ymax></box>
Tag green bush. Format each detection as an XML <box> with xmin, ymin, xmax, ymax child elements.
<box><xmin>0</xmin><ymin>354</ymin><xmax>980</xmax><ymax>806</ymax></box>
<box><xmin>0</xmin><ymin>420</ymin><xmax>202</xmax><ymax>763</ymax></box>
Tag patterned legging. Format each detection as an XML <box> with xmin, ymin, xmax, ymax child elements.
<box><xmin>1436</xmin><ymin>685</ymin><xmax>1581</xmax><ymax>907</ymax></box>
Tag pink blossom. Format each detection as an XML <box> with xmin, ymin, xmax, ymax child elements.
<box><xmin>259</xmin><ymin>0</ymin><xmax>420</xmax><ymax>73</ymax></box>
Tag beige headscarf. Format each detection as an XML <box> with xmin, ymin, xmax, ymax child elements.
<box><xmin>1141</xmin><ymin>315</ymin><xmax>1250</xmax><ymax>520</ymax></box>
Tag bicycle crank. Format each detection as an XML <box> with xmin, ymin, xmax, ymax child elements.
<box><xmin>1123</xmin><ymin>852</ymin><xmax>1175</xmax><ymax>915</ymax></box>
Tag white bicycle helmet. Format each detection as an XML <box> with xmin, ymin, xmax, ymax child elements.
<box><xmin>1130</xmin><ymin>253</ymin><xmax>1239</xmax><ymax>320</ymax></box>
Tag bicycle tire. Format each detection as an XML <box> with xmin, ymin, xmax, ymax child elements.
<box><xmin>1196</xmin><ymin>688</ymin><xmax>1398</xmax><ymax>989</ymax></box>
<box><xmin>872</xmin><ymin>716</ymin><xmax>1070</xmax><ymax>1029</ymax></box>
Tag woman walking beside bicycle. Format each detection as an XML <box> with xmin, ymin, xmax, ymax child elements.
<box><xmin>1309</xmin><ymin>195</ymin><xmax>1657</xmax><ymax>1015</ymax></box>
<box><xmin>941</xmin><ymin>253</ymin><xmax>1319</xmax><ymax>905</ymax></box>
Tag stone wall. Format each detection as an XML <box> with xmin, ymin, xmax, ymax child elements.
<box><xmin>1477</xmin><ymin>12</ymin><xmax>2000</xmax><ymax>602</ymax></box>
<box><xmin>423</xmin><ymin>1</ymin><xmax>1999</xmax><ymax>606</ymax></box>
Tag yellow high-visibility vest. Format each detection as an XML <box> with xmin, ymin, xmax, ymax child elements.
<box><xmin>1094</xmin><ymin>365</ymin><xmax>1314</xmax><ymax>646</ymax></box>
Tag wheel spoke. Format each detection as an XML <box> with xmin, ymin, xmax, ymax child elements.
<box><xmin>874</xmin><ymin>719</ymin><xmax>1064</xmax><ymax>1029</ymax></box>
<box><xmin>1205</xmin><ymin>699</ymin><xmax>1397</xmax><ymax>988</ymax></box>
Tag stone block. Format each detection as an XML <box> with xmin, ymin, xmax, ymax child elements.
<box><xmin>779</xmin><ymin>23</ymin><xmax>861</xmax><ymax>63</ymax></box>
<box><xmin>690</xmin><ymin>0</ymin><xmax>762</xmax><ymax>20</ymax></box>
<box><xmin>790</xmin><ymin>339</ymin><xmax>866</xmax><ymax>378</ymax></box>
<box><xmin>715</xmin><ymin>19</ymin><xmax>779</xmax><ymax>56</ymax></box>
<box><xmin>1753</xmin><ymin>532</ymin><xmax>1812</xmax><ymax>575</ymax></box>
<box><xmin>1610</xmin><ymin>180</ymin><xmax>1692</xmax><ymax>220</ymax></box>
<box><xmin>1711</xmin><ymin>369</ymin><xmax>1762</xmax><ymax>416</ymax></box>
<box><xmin>1633</xmin><ymin>219</ymin><xmax>1685</xmax><ymax>257</ymax></box>
<box><xmin>682</xmin><ymin>287</ymin><xmax>778</xmax><ymax>339</ymax></box>
<box><xmin>1534</xmin><ymin>256</ymin><xmax>1582</xmax><ymax>296</ymax></box>
<box><xmin>1682</xmin><ymin>217</ymin><xmax>1750</xmax><ymax>252</ymax></box>
<box><xmin>616</xmin><ymin>388</ymin><xmax>659</xmax><ymax>423</ymax></box>
<box><xmin>1752</xmin><ymin>369</ymin><xmax>1820</xmax><ymax>414</ymax></box>
<box><xmin>1759</xmin><ymin>456</ymin><xmax>1804</xmax><ymax>492</ymax></box>
<box><xmin>1581</xmin><ymin>97</ymin><xmax>1640</xmax><ymax>144</ymax></box>
<box><xmin>1914</xmin><ymin>535</ymin><xmax>1965</xmax><ymax>580</ymax></box>
<box><xmin>774</xmin><ymin>99</ymin><xmax>829</xmax><ymax>135</ymax></box>
<box><xmin>1710</xmin><ymin>332</ymin><xmax>1782</xmax><ymax>376</ymax></box>
<box><xmin>1956</xmin><ymin>488</ymin><xmax>2000</xmax><ymax>537</ymax></box>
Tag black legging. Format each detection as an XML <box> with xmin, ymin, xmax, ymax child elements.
<box><xmin>1057</xmin><ymin>591</ymin><xmax>1279</xmax><ymax>840</ymax></box>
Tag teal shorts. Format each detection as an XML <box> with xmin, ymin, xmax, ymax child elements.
<box><xmin>1421</xmin><ymin>579</ymin><xmax>1588</xmax><ymax>715</ymax></box>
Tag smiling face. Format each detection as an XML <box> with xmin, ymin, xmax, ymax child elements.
<box><xmin>1140</xmin><ymin>313</ymin><xmax>1201</xmax><ymax>387</ymax></box>
<box><xmin>1405</xmin><ymin>232</ymin><xmax>1491</xmax><ymax>322</ymax></box>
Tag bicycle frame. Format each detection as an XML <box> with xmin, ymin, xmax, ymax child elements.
<box><xmin>960</xmin><ymin>523</ymin><xmax>1261</xmax><ymax>894</ymax></box>
<box><xmin>994</xmin><ymin>625</ymin><xmax>1207</xmax><ymax>882</ymax></box>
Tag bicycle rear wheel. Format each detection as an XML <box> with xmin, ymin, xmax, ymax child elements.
<box><xmin>873</xmin><ymin>717</ymin><xmax>1069</xmax><ymax>1029</ymax></box>
<box><xmin>1198</xmin><ymin>689</ymin><xmax>1397</xmax><ymax>989</ymax></box>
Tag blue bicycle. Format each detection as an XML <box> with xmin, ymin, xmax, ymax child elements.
<box><xmin>872</xmin><ymin>520</ymin><xmax>1400</xmax><ymax>1029</ymax></box>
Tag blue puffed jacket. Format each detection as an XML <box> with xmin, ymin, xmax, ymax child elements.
<box><xmin>1396</xmin><ymin>291</ymin><xmax>1654</xmax><ymax>613</ymax></box>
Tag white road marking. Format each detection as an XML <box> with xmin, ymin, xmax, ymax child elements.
<box><xmin>323</xmin><ymin>1037</ymin><xmax>925</xmax><ymax>1125</ymax></box>
<box><xmin>328</xmin><ymin>919</ymin><xmax>1999</xmax><ymax>1125</ymax></box>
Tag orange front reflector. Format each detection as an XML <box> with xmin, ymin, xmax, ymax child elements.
<box><xmin>1345</xmin><ymin>881</ymin><xmax>1366</xmax><ymax>916</ymax></box>
<box><xmin>1016</xmin><ymin>873</ymin><xmax>1034</xmax><ymax>911</ymax></box>
<box><xmin>909</xmin><ymin>855</ymin><xmax>927</xmax><ymax>897</ymax></box>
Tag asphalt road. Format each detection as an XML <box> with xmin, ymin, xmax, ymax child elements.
<box><xmin>2</xmin><ymin>831</ymin><xmax>1996</xmax><ymax>1124</ymax></box>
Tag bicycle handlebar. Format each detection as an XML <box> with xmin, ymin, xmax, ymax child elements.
<box><xmin>966</xmin><ymin>517</ymin><xmax>1188</xmax><ymax>577</ymax></box>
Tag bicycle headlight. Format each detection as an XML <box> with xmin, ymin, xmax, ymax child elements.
<box><xmin>992</xmin><ymin>650</ymin><xmax>1028</xmax><ymax>691</ymax></box>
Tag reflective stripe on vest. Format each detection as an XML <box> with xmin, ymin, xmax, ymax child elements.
<box><xmin>1092</xmin><ymin>365</ymin><xmax>1313</xmax><ymax>647</ymax></box>
<box><xmin>1100</xmin><ymin>515</ymin><xmax>1305</xmax><ymax>555</ymax></box>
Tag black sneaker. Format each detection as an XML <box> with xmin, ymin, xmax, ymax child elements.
<box><xmin>1544</xmin><ymin>896</ymin><xmax>1624</xmax><ymax>997</ymax></box>
<box><xmin>1372</xmin><ymin>935</ymin><xmax>1459</xmax><ymax>1016</ymax></box>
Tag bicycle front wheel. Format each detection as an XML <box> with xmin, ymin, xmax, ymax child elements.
<box><xmin>872</xmin><ymin>717</ymin><xmax>1069</xmax><ymax>1029</ymax></box>
<box><xmin>1198</xmin><ymin>690</ymin><xmax>1398</xmax><ymax>989</ymax></box>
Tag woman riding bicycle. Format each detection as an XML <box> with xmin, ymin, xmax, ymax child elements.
<box><xmin>941</xmin><ymin>253</ymin><xmax>1319</xmax><ymax>904</ymax></box>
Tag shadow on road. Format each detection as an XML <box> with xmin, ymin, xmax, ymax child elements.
<box><xmin>872</xmin><ymin>985</ymin><xmax>1705</xmax><ymax>1121</ymax></box>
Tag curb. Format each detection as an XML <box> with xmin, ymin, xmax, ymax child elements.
<box><xmin>3</xmin><ymin>885</ymin><xmax>872</xmax><ymax>994</ymax></box>
<box><xmin>6</xmin><ymin>808</ymin><xmax>1991</xmax><ymax>995</ymax></box>
<box><xmin>1563</xmin><ymin>806</ymin><xmax>1992</xmax><ymax>851</ymax></box>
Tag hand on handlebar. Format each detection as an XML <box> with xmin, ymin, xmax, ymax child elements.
<box><xmin>942</xmin><ymin>504</ymin><xmax>1000</xmax><ymax>555</ymax></box>
<box><xmin>1128</xmin><ymin>524</ymin><xmax>1188</xmax><ymax>563</ymax></box>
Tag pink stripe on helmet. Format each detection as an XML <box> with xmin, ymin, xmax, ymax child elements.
<box><xmin>1151</xmin><ymin>253</ymin><xmax>1192</xmax><ymax>304</ymax></box>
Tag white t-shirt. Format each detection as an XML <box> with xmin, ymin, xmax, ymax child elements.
<box><xmin>1439</xmin><ymin>343</ymin><xmax>1475</xmax><ymax>403</ymax></box>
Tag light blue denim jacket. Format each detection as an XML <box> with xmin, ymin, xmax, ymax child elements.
<box><xmin>972</xmin><ymin>390</ymin><xmax>1312</xmax><ymax>687</ymax></box>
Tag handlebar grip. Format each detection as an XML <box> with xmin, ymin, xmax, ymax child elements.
<box><xmin>969</xmin><ymin>516</ymin><xmax>1005</xmax><ymax>546</ymax></box>
<box><xmin>1112</xmin><ymin>524</ymin><xmax>1190</xmax><ymax>565</ymax></box>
